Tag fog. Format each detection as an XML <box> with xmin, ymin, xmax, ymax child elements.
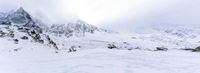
<box><xmin>0</xmin><ymin>0</ymin><xmax>200</xmax><ymax>33</ymax></box>
<box><xmin>0</xmin><ymin>0</ymin><xmax>77</xmax><ymax>24</ymax></box>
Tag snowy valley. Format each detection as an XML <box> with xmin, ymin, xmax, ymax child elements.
<box><xmin>0</xmin><ymin>7</ymin><xmax>200</xmax><ymax>73</ymax></box>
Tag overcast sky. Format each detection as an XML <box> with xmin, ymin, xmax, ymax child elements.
<box><xmin>0</xmin><ymin>0</ymin><xmax>200</xmax><ymax>33</ymax></box>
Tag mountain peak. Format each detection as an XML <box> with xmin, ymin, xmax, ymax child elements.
<box><xmin>16</xmin><ymin>7</ymin><xmax>26</xmax><ymax>13</ymax></box>
<box><xmin>6</xmin><ymin>7</ymin><xmax>34</xmax><ymax>25</ymax></box>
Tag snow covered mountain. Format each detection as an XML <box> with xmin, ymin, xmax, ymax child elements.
<box><xmin>0</xmin><ymin>7</ymin><xmax>106</xmax><ymax>36</ymax></box>
<box><xmin>1</xmin><ymin>7</ymin><xmax>200</xmax><ymax>73</ymax></box>
<box><xmin>1</xmin><ymin>7</ymin><xmax>200</xmax><ymax>53</ymax></box>
<box><xmin>0</xmin><ymin>7</ymin><xmax>120</xmax><ymax>53</ymax></box>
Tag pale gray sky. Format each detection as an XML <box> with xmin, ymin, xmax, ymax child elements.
<box><xmin>0</xmin><ymin>0</ymin><xmax>200</xmax><ymax>33</ymax></box>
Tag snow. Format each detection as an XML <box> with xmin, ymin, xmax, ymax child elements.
<box><xmin>1</xmin><ymin>23</ymin><xmax>200</xmax><ymax>73</ymax></box>
<box><xmin>0</xmin><ymin>49</ymin><xmax>200</xmax><ymax>73</ymax></box>
<box><xmin>1</xmin><ymin>7</ymin><xmax>200</xmax><ymax>51</ymax></box>
<box><xmin>1</xmin><ymin>7</ymin><xmax>200</xmax><ymax>73</ymax></box>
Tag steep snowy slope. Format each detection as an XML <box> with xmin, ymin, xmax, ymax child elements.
<box><xmin>0</xmin><ymin>24</ymin><xmax>59</xmax><ymax>52</ymax></box>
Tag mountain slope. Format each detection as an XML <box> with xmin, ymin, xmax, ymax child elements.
<box><xmin>1</xmin><ymin>7</ymin><xmax>200</xmax><ymax>53</ymax></box>
<box><xmin>0</xmin><ymin>7</ymin><xmax>119</xmax><ymax>53</ymax></box>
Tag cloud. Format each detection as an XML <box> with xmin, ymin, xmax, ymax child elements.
<box><xmin>0</xmin><ymin>0</ymin><xmax>77</xmax><ymax>24</ymax></box>
<box><xmin>0</xmin><ymin>0</ymin><xmax>200</xmax><ymax>33</ymax></box>
<box><xmin>101</xmin><ymin>0</ymin><xmax>200</xmax><ymax>33</ymax></box>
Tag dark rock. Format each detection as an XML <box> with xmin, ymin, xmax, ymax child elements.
<box><xmin>182</xmin><ymin>48</ymin><xmax>195</xmax><ymax>51</ymax></box>
<box><xmin>20</xmin><ymin>36</ymin><xmax>28</xmax><ymax>40</ymax></box>
<box><xmin>8</xmin><ymin>31</ymin><xmax>14</xmax><ymax>38</ymax></box>
<box><xmin>13</xmin><ymin>39</ymin><xmax>19</xmax><ymax>44</ymax></box>
<box><xmin>46</xmin><ymin>35</ymin><xmax>58</xmax><ymax>50</ymax></box>
<box><xmin>55</xmin><ymin>51</ymin><xmax>59</xmax><ymax>53</ymax></box>
<box><xmin>128</xmin><ymin>48</ymin><xmax>133</xmax><ymax>50</ymax></box>
<box><xmin>0</xmin><ymin>30</ymin><xmax>6</xmax><ymax>37</ymax></box>
<box><xmin>38</xmin><ymin>39</ymin><xmax>44</xmax><ymax>44</ymax></box>
<box><xmin>68</xmin><ymin>46</ymin><xmax>77</xmax><ymax>52</ymax></box>
<box><xmin>13</xmin><ymin>48</ymin><xmax>20</xmax><ymax>51</ymax></box>
<box><xmin>1</xmin><ymin>21</ymin><xmax>11</xmax><ymax>25</ymax></box>
<box><xmin>30</xmin><ymin>30</ymin><xmax>36</xmax><ymax>34</ymax></box>
<box><xmin>108</xmin><ymin>44</ymin><xmax>117</xmax><ymax>49</ymax></box>
<box><xmin>78</xmin><ymin>46</ymin><xmax>81</xmax><ymax>48</ymax></box>
<box><xmin>135</xmin><ymin>47</ymin><xmax>141</xmax><ymax>49</ymax></box>
<box><xmin>156</xmin><ymin>47</ymin><xmax>168</xmax><ymax>51</ymax></box>
<box><xmin>123</xmin><ymin>42</ymin><xmax>130</xmax><ymax>45</ymax></box>
<box><xmin>193</xmin><ymin>46</ymin><xmax>200</xmax><ymax>52</ymax></box>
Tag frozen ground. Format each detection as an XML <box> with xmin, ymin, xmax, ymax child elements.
<box><xmin>0</xmin><ymin>48</ymin><xmax>200</xmax><ymax>73</ymax></box>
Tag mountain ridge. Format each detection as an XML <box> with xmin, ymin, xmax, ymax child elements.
<box><xmin>1</xmin><ymin>7</ymin><xmax>200</xmax><ymax>53</ymax></box>
<box><xmin>0</xmin><ymin>7</ymin><xmax>117</xmax><ymax>53</ymax></box>
<box><xmin>0</xmin><ymin>7</ymin><xmax>109</xmax><ymax>37</ymax></box>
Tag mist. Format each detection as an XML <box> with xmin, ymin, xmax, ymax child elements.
<box><xmin>0</xmin><ymin>0</ymin><xmax>200</xmax><ymax>33</ymax></box>
<box><xmin>101</xmin><ymin>0</ymin><xmax>200</xmax><ymax>33</ymax></box>
<box><xmin>0</xmin><ymin>0</ymin><xmax>78</xmax><ymax>24</ymax></box>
